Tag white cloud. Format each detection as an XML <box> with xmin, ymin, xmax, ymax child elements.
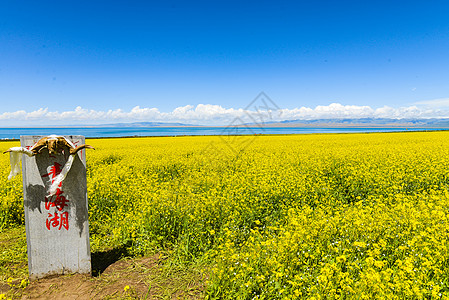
<box><xmin>26</xmin><ymin>108</ymin><xmax>48</xmax><ymax>119</ymax></box>
<box><xmin>415</xmin><ymin>98</ymin><xmax>449</xmax><ymax>107</ymax></box>
<box><xmin>0</xmin><ymin>110</ymin><xmax>27</xmax><ymax>120</ymax></box>
<box><xmin>1</xmin><ymin>102</ymin><xmax>449</xmax><ymax>126</ymax></box>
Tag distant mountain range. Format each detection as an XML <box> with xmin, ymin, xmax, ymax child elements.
<box><xmin>96</xmin><ymin>118</ymin><xmax>449</xmax><ymax>128</ymax></box>
<box><xmin>253</xmin><ymin>118</ymin><xmax>449</xmax><ymax>127</ymax></box>
<box><xmin>96</xmin><ymin>122</ymin><xmax>198</xmax><ymax>127</ymax></box>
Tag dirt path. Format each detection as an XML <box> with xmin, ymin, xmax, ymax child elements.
<box><xmin>8</xmin><ymin>255</ymin><xmax>205</xmax><ymax>299</ymax></box>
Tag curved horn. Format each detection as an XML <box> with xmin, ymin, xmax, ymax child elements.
<box><xmin>70</xmin><ymin>144</ymin><xmax>95</xmax><ymax>155</ymax></box>
<box><xmin>3</xmin><ymin>147</ymin><xmax>35</xmax><ymax>156</ymax></box>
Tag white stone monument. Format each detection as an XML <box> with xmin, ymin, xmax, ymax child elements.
<box><xmin>19</xmin><ymin>135</ymin><xmax>91</xmax><ymax>279</ymax></box>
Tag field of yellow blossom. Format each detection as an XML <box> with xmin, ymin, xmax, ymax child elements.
<box><xmin>1</xmin><ymin>131</ymin><xmax>449</xmax><ymax>299</ymax></box>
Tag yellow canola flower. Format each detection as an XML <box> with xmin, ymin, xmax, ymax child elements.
<box><xmin>1</xmin><ymin>132</ymin><xmax>449</xmax><ymax>299</ymax></box>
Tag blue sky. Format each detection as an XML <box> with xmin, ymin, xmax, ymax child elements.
<box><xmin>1</xmin><ymin>1</ymin><xmax>449</xmax><ymax>125</ymax></box>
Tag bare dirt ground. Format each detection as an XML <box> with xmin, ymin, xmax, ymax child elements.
<box><xmin>1</xmin><ymin>255</ymin><xmax>205</xmax><ymax>300</ymax></box>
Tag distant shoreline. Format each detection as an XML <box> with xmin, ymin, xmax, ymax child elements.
<box><xmin>2</xmin><ymin>123</ymin><xmax>449</xmax><ymax>129</ymax></box>
<box><xmin>0</xmin><ymin>126</ymin><xmax>448</xmax><ymax>142</ymax></box>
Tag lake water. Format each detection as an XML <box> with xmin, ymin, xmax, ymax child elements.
<box><xmin>0</xmin><ymin>126</ymin><xmax>447</xmax><ymax>140</ymax></box>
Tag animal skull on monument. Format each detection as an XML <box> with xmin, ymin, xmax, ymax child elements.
<box><xmin>3</xmin><ymin>135</ymin><xmax>94</xmax><ymax>156</ymax></box>
<box><xmin>3</xmin><ymin>135</ymin><xmax>94</xmax><ymax>196</ymax></box>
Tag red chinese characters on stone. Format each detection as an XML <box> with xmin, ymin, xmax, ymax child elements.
<box><xmin>42</xmin><ymin>162</ymin><xmax>63</xmax><ymax>185</ymax></box>
<box><xmin>45</xmin><ymin>189</ymin><xmax>69</xmax><ymax>211</ymax></box>
<box><xmin>46</xmin><ymin>212</ymin><xmax>69</xmax><ymax>230</ymax></box>
<box><xmin>42</xmin><ymin>162</ymin><xmax>70</xmax><ymax>230</ymax></box>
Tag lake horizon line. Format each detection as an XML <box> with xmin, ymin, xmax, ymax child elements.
<box><xmin>1</xmin><ymin>126</ymin><xmax>449</xmax><ymax>141</ymax></box>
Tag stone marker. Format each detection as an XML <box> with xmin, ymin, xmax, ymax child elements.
<box><xmin>21</xmin><ymin>135</ymin><xmax>91</xmax><ymax>280</ymax></box>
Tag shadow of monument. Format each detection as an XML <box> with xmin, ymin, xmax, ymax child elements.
<box><xmin>91</xmin><ymin>242</ymin><xmax>131</xmax><ymax>277</ymax></box>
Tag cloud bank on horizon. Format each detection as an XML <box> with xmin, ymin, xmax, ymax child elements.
<box><xmin>1</xmin><ymin>100</ymin><xmax>449</xmax><ymax>126</ymax></box>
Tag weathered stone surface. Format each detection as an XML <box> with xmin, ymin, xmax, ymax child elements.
<box><xmin>21</xmin><ymin>135</ymin><xmax>91</xmax><ymax>280</ymax></box>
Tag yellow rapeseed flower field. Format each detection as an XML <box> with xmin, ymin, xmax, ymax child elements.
<box><xmin>1</xmin><ymin>131</ymin><xmax>449</xmax><ymax>299</ymax></box>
